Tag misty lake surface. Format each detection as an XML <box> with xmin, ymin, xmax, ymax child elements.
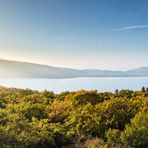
<box><xmin>0</xmin><ymin>77</ymin><xmax>148</xmax><ymax>93</ymax></box>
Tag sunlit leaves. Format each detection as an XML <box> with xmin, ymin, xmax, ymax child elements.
<box><xmin>0</xmin><ymin>86</ymin><xmax>147</xmax><ymax>147</ymax></box>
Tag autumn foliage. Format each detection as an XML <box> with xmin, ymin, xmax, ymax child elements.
<box><xmin>0</xmin><ymin>86</ymin><xmax>147</xmax><ymax>147</ymax></box>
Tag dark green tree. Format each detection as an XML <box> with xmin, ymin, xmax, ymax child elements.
<box><xmin>142</xmin><ymin>86</ymin><xmax>146</xmax><ymax>92</ymax></box>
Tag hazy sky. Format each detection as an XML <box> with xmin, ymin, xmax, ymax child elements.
<box><xmin>0</xmin><ymin>0</ymin><xmax>148</xmax><ymax>70</ymax></box>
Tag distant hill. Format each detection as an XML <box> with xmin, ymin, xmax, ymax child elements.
<box><xmin>0</xmin><ymin>59</ymin><xmax>148</xmax><ymax>78</ymax></box>
<box><xmin>126</xmin><ymin>67</ymin><xmax>148</xmax><ymax>76</ymax></box>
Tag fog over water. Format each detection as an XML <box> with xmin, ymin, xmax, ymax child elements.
<box><xmin>0</xmin><ymin>77</ymin><xmax>148</xmax><ymax>93</ymax></box>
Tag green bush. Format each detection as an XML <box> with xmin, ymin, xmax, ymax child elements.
<box><xmin>0</xmin><ymin>86</ymin><xmax>147</xmax><ymax>147</ymax></box>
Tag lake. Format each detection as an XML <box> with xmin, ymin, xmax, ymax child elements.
<box><xmin>0</xmin><ymin>77</ymin><xmax>148</xmax><ymax>93</ymax></box>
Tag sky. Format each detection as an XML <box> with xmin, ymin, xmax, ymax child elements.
<box><xmin>0</xmin><ymin>0</ymin><xmax>148</xmax><ymax>70</ymax></box>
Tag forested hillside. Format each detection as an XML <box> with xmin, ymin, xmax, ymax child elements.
<box><xmin>0</xmin><ymin>86</ymin><xmax>148</xmax><ymax>148</ymax></box>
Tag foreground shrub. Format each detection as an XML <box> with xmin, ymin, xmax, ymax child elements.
<box><xmin>120</xmin><ymin>112</ymin><xmax>148</xmax><ymax>147</ymax></box>
<box><xmin>96</xmin><ymin>98</ymin><xmax>140</xmax><ymax>137</ymax></box>
<box><xmin>0</xmin><ymin>86</ymin><xmax>147</xmax><ymax>147</ymax></box>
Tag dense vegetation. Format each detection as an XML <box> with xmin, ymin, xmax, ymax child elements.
<box><xmin>0</xmin><ymin>86</ymin><xmax>148</xmax><ymax>148</ymax></box>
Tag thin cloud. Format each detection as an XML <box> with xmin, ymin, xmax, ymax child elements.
<box><xmin>56</xmin><ymin>37</ymin><xmax>65</xmax><ymax>40</ymax></box>
<box><xmin>110</xmin><ymin>24</ymin><xmax>148</xmax><ymax>32</ymax></box>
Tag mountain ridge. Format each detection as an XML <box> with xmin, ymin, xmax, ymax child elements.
<box><xmin>0</xmin><ymin>59</ymin><xmax>148</xmax><ymax>78</ymax></box>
